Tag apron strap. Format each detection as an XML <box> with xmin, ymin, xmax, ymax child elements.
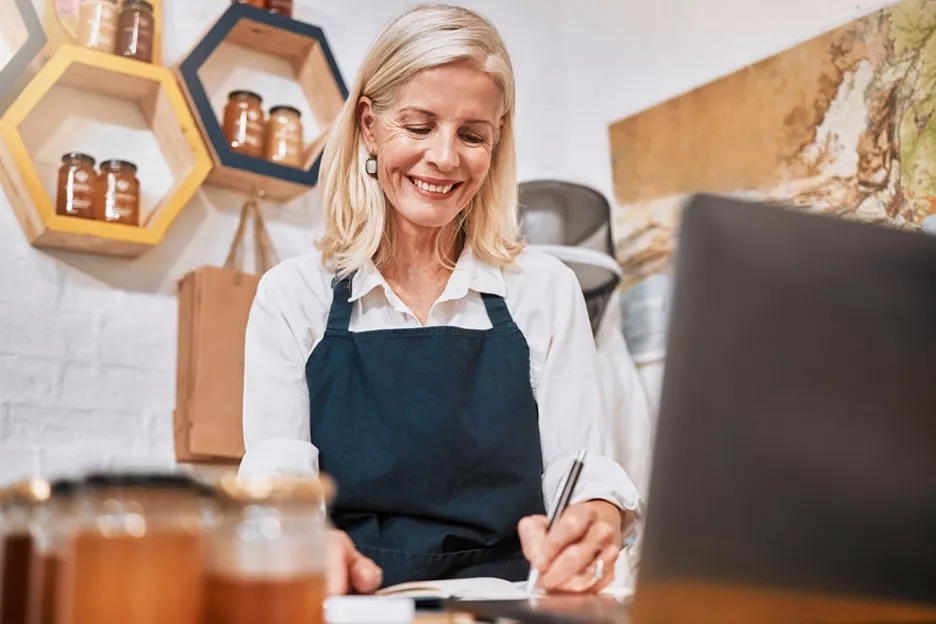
<box><xmin>327</xmin><ymin>275</ymin><xmax>355</xmax><ymax>331</ymax></box>
<box><xmin>480</xmin><ymin>293</ymin><xmax>514</xmax><ymax>328</ymax></box>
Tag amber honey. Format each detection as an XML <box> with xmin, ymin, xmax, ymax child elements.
<box><xmin>60</xmin><ymin>531</ymin><xmax>203</xmax><ymax>624</ymax></box>
<box><xmin>0</xmin><ymin>533</ymin><xmax>33</xmax><ymax>624</ymax></box>
<box><xmin>204</xmin><ymin>572</ymin><xmax>326</xmax><ymax>624</ymax></box>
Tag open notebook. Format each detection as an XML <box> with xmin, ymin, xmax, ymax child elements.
<box><xmin>375</xmin><ymin>577</ymin><xmax>531</xmax><ymax>601</ymax></box>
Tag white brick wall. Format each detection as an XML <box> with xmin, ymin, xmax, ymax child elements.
<box><xmin>0</xmin><ymin>0</ymin><xmax>892</xmax><ymax>484</ymax></box>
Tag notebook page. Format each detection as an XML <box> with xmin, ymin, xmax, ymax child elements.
<box><xmin>376</xmin><ymin>577</ymin><xmax>530</xmax><ymax>600</ymax></box>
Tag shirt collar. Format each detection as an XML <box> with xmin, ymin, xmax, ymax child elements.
<box><xmin>348</xmin><ymin>246</ymin><xmax>506</xmax><ymax>303</ymax></box>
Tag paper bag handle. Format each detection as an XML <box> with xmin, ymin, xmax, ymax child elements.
<box><xmin>224</xmin><ymin>198</ymin><xmax>280</xmax><ymax>276</ymax></box>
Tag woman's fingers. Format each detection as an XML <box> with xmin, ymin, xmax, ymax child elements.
<box><xmin>518</xmin><ymin>514</ymin><xmax>549</xmax><ymax>568</ymax></box>
<box><xmin>326</xmin><ymin>529</ymin><xmax>383</xmax><ymax>595</ymax></box>
<box><xmin>536</xmin><ymin>516</ymin><xmax>617</xmax><ymax>591</ymax></box>
<box><xmin>526</xmin><ymin>504</ymin><xmax>595</xmax><ymax>574</ymax></box>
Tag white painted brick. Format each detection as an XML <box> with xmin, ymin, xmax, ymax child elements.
<box><xmin>0</xmin><ymin>355</ymin><xmax>60</xmax><ymax>405</ymax></box>
<box><xmin>56</xmin><ymin>267</ymin><xmax>126</xmax><ymax>313</ymax></box>
<box><xmin>2</xmin><ymin>404</ymin><xmax>147</xmax><ymax>450</ymax></box>
<box><xmin>59</xmin><ymin>362</ymin><xmax>174</xmax><ymax>413</ymax></box>
<box><xmin>0</xmin><ymin>302</ymin><xmax>97</xmax><ymax>361</ymax></box>
<box><xmin>98</xmin><ymin>308</ymin><xmax>176</xmax><ymax>371</ymax></box>
<box><xmin>142</xmin><ymin>412</ymin><xmax>176</xmax><ymax>460</ymax></box>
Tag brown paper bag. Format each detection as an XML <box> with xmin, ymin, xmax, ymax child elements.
<box><xmin>174</xmin><ymin>199</ymin><xmax>279</xmax><ymax>463</ymax></box>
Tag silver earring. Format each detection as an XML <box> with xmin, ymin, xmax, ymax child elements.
<box><xmin>365</xmin><ymin>156</ymin><xmax>377</xmax><ymax>176</ymax></box>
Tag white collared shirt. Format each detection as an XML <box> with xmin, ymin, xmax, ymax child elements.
<box><xmin>239</xmin><ymin>246</ymin><xmax>642</xmax><ymax>518</ymax></box>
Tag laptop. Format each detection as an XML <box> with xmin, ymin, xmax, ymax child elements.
<box><xmin>451</xmin><ymin>194</ymin><xmax>936</xmax><ymax>624</ymax></box>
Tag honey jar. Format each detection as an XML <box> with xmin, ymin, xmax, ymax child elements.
<box><xmin>96</xmin><ymin>159</ymin><xmax>140</xmax><ymax>226</ymax></box>
<box><xmin>27</xmin><ymin>479</ymin><xmax>78</xmax><ymax>624</ymax></box>
<box><xmin>263</xmin><ymin>0</ymin><xmax>292</xmax><ymax>16</ymax></box>
<box><xmin>57</xmin><ymin>472</ymin><xmax>215</xmax><ymax>624</ymax></box>
<box><xmin>263</xmin><ymin>105</ymin><xmax>303</xmax><ymax>167</ymax></box>
<box><xmin>223</xmin><ymin>91</ymin><xmax>265</xmax><ymax>158</ymax></box>
<box><xmin>1</xmin><ymin>480</ymin><xmax>51</xmax><ymax>624</ymax></box>
<box><xmin>115</xmin><ymin>0</ymin><xmax>155</xmax><ymax>63</ymax></box>
<box><xmin>76</xmin><ymin>0</ymin><xmax>118</xmax><ymax>53</ymax></box>
<box><xmin>55</xmin><ymin>153</ymin><xmax>97</xmax><ymax>220</ymax></box>
<box><xmin>202</xmin><ymin>473</ymin><xmax>334</xmax><ymax>624</ymax></box>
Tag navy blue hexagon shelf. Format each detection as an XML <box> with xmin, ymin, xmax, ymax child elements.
<box><xmin>0</xmin><ymin>0</ymin><xmax>48</xmax><ymax>116</ymax></box>
<box><xmin>177</xmin><ymin>3</ymin><xmax>348</xmax><ymax>201</ymax></box>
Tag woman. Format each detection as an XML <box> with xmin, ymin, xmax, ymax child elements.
<box><xmin>239</xmin><ymin>2</ymin><xmax>641</xmax><ymax>596</ymax></box>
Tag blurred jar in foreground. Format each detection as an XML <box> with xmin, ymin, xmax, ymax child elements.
<box><xmin>57</xmin><ymin>473</ymin><xmax>215</xmax><ymax>624</ymax></box>
<box><xmin>0</xmin><ymin>480</ymin><xmax>50</xmax><ymax>624</ymax></box>
<box><xmin>27</xmin><ymin>479</ymin><xmax>79</xmax><ymax>624</ymax></box>
<box><xmin>203</xmin><ymin>473</ymin><xmax>334</xmax><ymax>624</ymax></box>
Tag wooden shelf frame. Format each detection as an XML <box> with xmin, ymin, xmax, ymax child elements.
<box><xmin>0</xmin><ymin>45</ymin><xmax>212</xmax><ymax>257</ymax></box>
<box><xmin>177</xmin><ymin>2</ymin><xmax>348</xmax><ymax>201</ymax></box>
<box><xmin>0</xmin><ymin>0</ymin><xmax>48</xmax><ymax>115</ymax></box>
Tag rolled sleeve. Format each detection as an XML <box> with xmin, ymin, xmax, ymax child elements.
<box><xmin>535</xmin><ymin>262</ymin><xmax>643</xmax><ymax>534</ymax></box>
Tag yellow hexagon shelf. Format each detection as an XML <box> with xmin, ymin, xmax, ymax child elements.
<box><xmin>0</xmin><ymin>45</ymin><xmax>211</xmax><ymax>257</ymax></box>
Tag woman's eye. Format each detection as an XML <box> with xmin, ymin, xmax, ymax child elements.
<box><xmin>406</xmin><ymin>126</ymin><xmax>432</xmax><ymax>135</ymax></box>
<box><xmin>462</xmin><ymin>134</ymin><xmax>485</xmax><ymax>144</ymax></box>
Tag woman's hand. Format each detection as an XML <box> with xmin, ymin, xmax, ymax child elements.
<box><xmin>518</xmin><ymin>500</ymin><xmax>624</xmax><ymax>594</ymax></box>
<box><xmin>326</xmin><ymin>528</ymin><xmax>383</xmax><ymax>595</ymax></box>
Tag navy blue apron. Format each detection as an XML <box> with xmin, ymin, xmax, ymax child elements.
<box><xmin>306</xmin><ymin>274</ymin><xmax>547</xmax><ymax>588</ymax></box>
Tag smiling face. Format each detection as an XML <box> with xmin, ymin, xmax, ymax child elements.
<box><xmin>359</xmin><ymin>61</ymin><xmax>502</xmax><ymax>233</ymax></box>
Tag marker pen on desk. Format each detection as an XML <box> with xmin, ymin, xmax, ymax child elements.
<box><xmin>525</xmin><ymin>448</ymin><xmax>588</xmax><ymax>594</ymax></box>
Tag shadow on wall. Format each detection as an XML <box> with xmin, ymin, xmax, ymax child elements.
<box><xmin>45</xmin><ymin>187</ymin><xmax>322</xmax><ymax>295</ymax></box>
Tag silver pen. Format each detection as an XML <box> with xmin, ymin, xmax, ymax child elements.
<box><xmin>525</xmin><ymin>448</ymin><xmax>588</xmax><ymax>594</ymax></box>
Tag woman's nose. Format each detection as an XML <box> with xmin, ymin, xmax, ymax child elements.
<box><xmin>425</xmin><ymin>129</ymin><xmax>459</xmax><ymax>171</ymax></box>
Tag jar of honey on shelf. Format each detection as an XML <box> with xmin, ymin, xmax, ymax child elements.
<box><xmin>115</xmin><ymin>0</ymin><xmax>155</xmax><ymax>63</ymax></box>
<box><xmin>223</xmin><ymin>91</ymin><xmax>265</xmax><ymax>158</ymax></box>
<box><xmin>1</xmin><ymin>479</ymin><xmax>51</xmax><ymax>624</ymax></box>
<box><xmin>76</xmin><ymin>0</ymin><xmax>118</xmax><ymax>53</ymax></box>
<box><xmin>28</xmin><ymin>479</ymin><xmax>78</xmax><ymax>624</ymax></box>
<box><xmin>56</xmin><ymin>473</ymin><xmax>216</xmax><ymax>624</ymax></box>
<box><xmin>96</xmin><ymin>159</ymin><xmax>140</xmax><ymax>226</ymax></box>
<box><xmin>263</xmin><ymin>0</ymin><xmax>292</xmax><ymax>16</ymax></box>
<box><xmin>202</xmin><ymin>473</ymin><xmax>334</xmax><ymax>624</ymax></box>
<box><xmin>56</xmin><ymin>152</ymin><xmax>97</xmax><ymax>220</ymax></box>
<box><xmin>264</xmin><ymin>105</ymin><xmax>303</xmax><ymax>167</ymax></box>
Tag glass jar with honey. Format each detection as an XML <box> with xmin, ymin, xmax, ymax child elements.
<box><xmin>1</xmin><ymin>479</ymin><xmax>51</xmax><ymax>624</ymax></box>
<box><xmin>115</xmin><ymin>0</ymin><xmax>155</xmax><ymax>63</ymax></box>
<box><xmin>56</xmin><ymin>152</ymin><xmax>97</xmax><ymax>220</ymax></box>
<box><xmin>96</xmin><ymin>159</ymin><xmax>140</xmax><ymax>226</ymax></box>
<box><xmin>28</xmin><ymin>479</ymin><xmax>79</xmax><ymax>624</ymax></box>
<box><xmin>263</xmin><ymin>105</ymin><xmax>303</xmax><ymax>168</ymax></box>
<box><xmin>56</xmin><ymin>472</ymin><xmax>215</xmax><ymax>624</ymax></box>
<box><xmin>263</xmin><ymin>0</ymin><xmax>292</xmax><ymax>16</ymax></box>
<box><xmin>76</xmin><ymin>0</ymin><xmax>118</xmax><ymax>53</ymax></box>
<box><xmin>202</xmin><ymin>473</ymin><xmax>334</xmax><ymax>624</ymax></box>
<box><xmin>222</xmin><ymin>90</ymin><xmax>265</xmax><ymax>158</ymax></box>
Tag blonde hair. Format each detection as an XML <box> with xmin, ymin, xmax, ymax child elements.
<box><xmin>315</xmin><ymin>3</ymin><xmax>524</xmax><ymax>277</ymax></box>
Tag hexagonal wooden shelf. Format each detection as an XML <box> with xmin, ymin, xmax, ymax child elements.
<box><xmin>178</xmin><ymin>2</ymin><xmax>348</xmax><ymax>201</ymax></box>
<box><xmin>0</xmin><ymin>45</ymin><xmax>212</xmax><ymax>257</ymax></box>
<box><xmin>0</xmin><ymin>0</ymin><xmax>48</xmax><ymax>116</ymax></box>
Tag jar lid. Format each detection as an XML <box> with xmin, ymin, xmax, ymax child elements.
<box><xmin>215</xmin><ymin>472</ymin><xmax>335</xmax><ymax>505</ymax></box>
<box><xmin>2</xmin><ymin>479</ymin><xmax>51</xmax><ymax>505</ymax></box>
<box><xmin>61</xmin><ymin>152</ymin><xmax>95</xmax><ymax>165</ymax></box>
<box><xmin>229</xmin><ymin>90</ymin><xmax>262</xmax><ymax>102</ymax></box>
<box><xmin>99</xmin><ymin>159</ymin><xmax>138</xmax><ymax>173</ymax></box>
<box><xmin>269</xmin><ymin>105</ymin><xmax>301</xmax><ymax>117</ymax></box>
<box><xmin>122</xmin><ymin>0</ymin><xmax>154</xmax><ymax>9</ymax></box>
<box><xmin>82</xmin><ymin>471</ymin><xmax>214</xmax><ymax>497</ymax></box>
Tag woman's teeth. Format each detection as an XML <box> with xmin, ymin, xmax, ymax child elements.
<box><xmin>410</xmin><ymin>177</ymin><xmax>455</xmax><ymax>194</ymax></box>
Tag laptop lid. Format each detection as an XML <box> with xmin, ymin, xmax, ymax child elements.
<box><xmin>632</xmin><ymin>194</ymin><xmax>936</xmax><ymax>620</ymax></box>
